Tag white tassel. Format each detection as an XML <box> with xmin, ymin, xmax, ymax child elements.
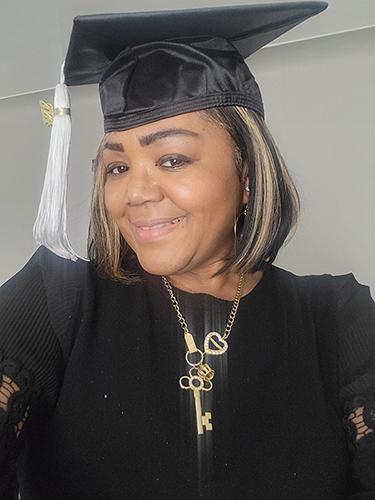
<box><xmin>33</xmin><ymin>64</ymin><xmax>78</xmax><ymax>261</ymax></box>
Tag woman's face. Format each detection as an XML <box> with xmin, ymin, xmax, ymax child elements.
<box><xmin>103</xmin><ymin>111</ymin><xmax>247</xmax><ymax>278</ymax></box>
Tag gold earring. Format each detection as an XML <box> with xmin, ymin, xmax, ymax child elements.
<box><xmin>234</xmin><ymin>205</ymin><xmax>247</xmax><ymax>241</ymax></box>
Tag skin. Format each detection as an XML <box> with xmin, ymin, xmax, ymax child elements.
<box><xmin>103</xmin><ymin>112</ymin><xmax>261</xmax><ymax>300</ymax></box>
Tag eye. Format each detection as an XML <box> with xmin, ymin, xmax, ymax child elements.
<box><xmin>158</xmin><ymin>155</ymin><xmax>192</xmax><ymax>169</ymax></box>
<box><xmin>105</xmin><ymin>163</ymin><xmax>128</xmax><ymax>176</ymax></box>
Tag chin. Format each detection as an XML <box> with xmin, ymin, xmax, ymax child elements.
<box><xmin>135</xmin><ymin>253</ymin><xmax>183</xmax><ymax>277</ymax></box>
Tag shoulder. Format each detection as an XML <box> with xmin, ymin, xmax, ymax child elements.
<box><xmin>0</xmin><ymin>246</ymin><xmax>94</xmax><ymax>365</ymax></box>
<box><xmin>1</xmin><ymin>245</ymin><xmax>90</xmax><ymax>294</ymax></box>
<box><xmin>268</xmin><ymin>265</ymin><xmax>369</xmax><ymax>309</ymax></box>
<box><xmin>0</xmin><ymin>247</ymin><xmax>93</xmax><ymax>410</ymax></box>
<box><xmin>262</xmin><ymin>266</ymin><xmax>375</xmax><ymax>335</ymax></box>
<box><xmin>1</xmin><ymin>245</ymin><xmax>91</xmax><ymax>323</ymax></box>
<box><xmin>268</xmin><ymin>267</ymin><xmax>375</xmax><ymax>392</ymax></box>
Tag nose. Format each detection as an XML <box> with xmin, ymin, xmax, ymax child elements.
<box><xmin>125</xmin><ymin>163</ymin><xmax>164</xmax><ymax>206</ymax></box>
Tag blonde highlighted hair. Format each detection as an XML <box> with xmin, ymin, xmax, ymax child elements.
<box><xmin>88</xmin><ymin>107</ymin><xmax>299</xmax><ymax>281</ymax></box>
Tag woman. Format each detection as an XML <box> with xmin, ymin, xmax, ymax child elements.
<box><xmin>1</xmin><ymin>3</ymin><xmax>375</xmax><ymax>499</ymax></box>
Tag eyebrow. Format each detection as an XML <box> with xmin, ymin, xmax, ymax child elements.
<box><xmin>103</xmin><ymin>128</ymin><xmax>200</xmax><ymax>152</ymax></box>
<box><xmin>138</xmin><ymin>128</ymin><xmax>200</xmax><ymax>147</ymax></box>
<box><xmin>103</xmin><ymin>141</ymin><xmax>124</xmax><ymax>152</ymax></box>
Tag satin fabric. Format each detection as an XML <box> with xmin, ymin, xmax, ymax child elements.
<box><xmin>100</xmin><ymin>37</ymin><xmax>264</xmax><ymax>132</ymax></box>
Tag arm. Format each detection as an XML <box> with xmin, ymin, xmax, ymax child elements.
<box><xmin>336</xmin><ymin>275</ymin><xmax>375</xmax><ymax>498</ymax></box>
<box><xmin>0</xmin><ymin>248</ymin><xmax>65</xmax><ymax>498</ymax></box>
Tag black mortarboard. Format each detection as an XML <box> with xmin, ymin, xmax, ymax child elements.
<box><xmin>64</xmin><ymin>2</ymin><xmax>328</xmax><ymax>132</ymax></box>
<box><xmin>34</xmin><ymin>2</ymin><xmax>328</xmax><ymax>261</ymax></box>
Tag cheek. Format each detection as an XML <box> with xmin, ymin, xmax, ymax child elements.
<box><xmin>207</xmin><ymin>172</ymin><xmax>242</xmax><ymax>211</ymax></box>
<box><xmin>104</xmin><ymin>184</ymin><xmax>123</xmax><ymax>220</ymax></box>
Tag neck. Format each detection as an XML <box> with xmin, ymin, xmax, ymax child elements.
<box><xmin>165</xmin><ymin>267</ymin><xmax>262</xmax><ymax>301</ymax></box>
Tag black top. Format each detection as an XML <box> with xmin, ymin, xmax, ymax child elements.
<box><xmin>1</xmin><ymin>246</ymin><xmax>375</xmax><ymax>499</ymax></box>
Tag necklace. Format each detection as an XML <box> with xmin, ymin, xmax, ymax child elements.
<box><xmin>162</xmin><ymin>274</ymin><xmax>244</xmax><ymax>435</ymax></box>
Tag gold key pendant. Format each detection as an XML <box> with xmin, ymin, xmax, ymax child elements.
<box><xmin>193</xmin><ymin>388</ymin><xmax>213</xmax><ymax>434</ymax></box>
<box><xmin>179</xmin><ymin>333</ymin><xmax>214</xmax><ymax>434</ymax></box>
<box><xmin>180</xmin><ymin>375</ymin><xmax>213</xmax><ymax>435</ymax></box>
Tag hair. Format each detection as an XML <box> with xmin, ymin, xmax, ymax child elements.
<box><xmin>88</xmin><ymin>106</ymin><xmax>300</xmax><ymax>282</ymax></box>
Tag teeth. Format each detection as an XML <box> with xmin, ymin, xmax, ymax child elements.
<box><xmin>141</xmin><ymin>223</ymin><xmax>167</xmax><ymax>230</ymax></box>
<box><xmin>140</xmin><ymin>217</ymin><xmax>183</xmax><ymax>230</ymax></box>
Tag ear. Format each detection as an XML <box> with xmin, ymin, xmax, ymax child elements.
<box><xmin>242</xmin><ymin>178</ymin><xmax>249</xmax><ymax>205</ymax></box>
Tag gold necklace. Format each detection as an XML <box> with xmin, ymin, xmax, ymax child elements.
<box><xmin>162</xmin><ymin>274</ymin><xmax>244</xmax><ymax>435</ymax></box>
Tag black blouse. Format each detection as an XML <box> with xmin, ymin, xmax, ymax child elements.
<box><xmin>0</xmin><ymin>246</ymin><xmax>375</xmax><ymax>499</ymax></box>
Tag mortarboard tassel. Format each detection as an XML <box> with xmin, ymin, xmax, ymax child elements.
<box><xmin>33</xmin><ymin>64</ymin><xmax>78</xmax><ymax>261</ymax></box>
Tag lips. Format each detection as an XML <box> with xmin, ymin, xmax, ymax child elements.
<box><xmin>139</xmin><ymin>216</ymin><xmax>183</xmax><ymax>231</ymax></box>
<box><xmin>132</xmin><ymin>216</ymin><xmax>185</xmax><ymax>242</ymax></box>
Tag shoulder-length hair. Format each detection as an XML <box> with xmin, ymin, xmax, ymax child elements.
<box><xmin>88</xmin><ymin>106</ymin><xmax>299</xmax><ymax>282</ymax></box>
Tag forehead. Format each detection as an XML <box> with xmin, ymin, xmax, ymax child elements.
<box><xmin>104</xmin><ymin>111</ymin><xmax>229</xmax><ymax>149</ymax></box>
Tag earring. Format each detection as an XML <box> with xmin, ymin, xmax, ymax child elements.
<box><xmin>245</xmin><ymin>186</ymin><xmax>250</xmax><ymax>192</ymax></box>
<box><xmin>234</xmin><ymin>205</ymin><xmax>247</xmax><ymax>241</ymax></box>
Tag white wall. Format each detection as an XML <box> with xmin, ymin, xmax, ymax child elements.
<box><xmin>1</xmin><ymin>0</ymin><xmax>374</xmax><ymax>292</ymax></box>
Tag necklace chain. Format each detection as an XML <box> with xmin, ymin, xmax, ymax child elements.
<box><xmin>162</xmin><ymin>274</ymin><xmax>244</xmax><ymax>340</ymax></box>
<box><xmin>162</xmin><ymin>274</ymin><xmax>245</xmax><ymax>435</ymax></box>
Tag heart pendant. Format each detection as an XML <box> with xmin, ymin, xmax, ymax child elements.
<box><xmin>204</xmin><ymin>332</ymin><xmax>228</xmax><ymax>356</ymax></box>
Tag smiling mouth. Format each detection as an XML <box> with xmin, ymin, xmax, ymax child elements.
<box><xmin>139</xmin><ymin>217</ymin><xmax>184</xmax><ymax>231</ymax></box>
<box><xmin>133</xmin><ymin>216</ymin><xmax>185</xmax><ymax>242</ymax></box>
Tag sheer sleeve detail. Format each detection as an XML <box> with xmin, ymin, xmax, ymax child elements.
<box><xmin>0</xmin><ymin>375</ymin><xmax>28</xmax><ymax>438</ymax></box>
<box><xmin>347</xmin><ymin>406</ymin><xmax>374</xmax><ymax>442</ymax></box>
<box><xmin>0</xmin><ymin>247</ymin><xmax>90</xmax><ymax>498</ymax></box>
<box><xmin>344</xmin><ymin>392</ymin><xmax>375</xmax><ymax>449</ymax></box>
<box><xmin>0</xmin><ymin>354</ymin><xmax>41</xmax><ymax>500</ymax></box>
<box><xmin>329</xmin><ymin>273</ymin><xmax>375</xmax><ymax>495</ymax></box>
<box><xmin>343</xmin><ymin>391</ymin><xmax>375</xmax><ymax>493</ymax></box>
<box><xmin>0</xmin><ymin>355</ymin><xmax>40</xmax><ymax>440</ymax></box>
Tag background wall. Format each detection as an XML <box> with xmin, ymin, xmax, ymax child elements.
<box><xmin>1</xmin><ymin>0</ymin><xmax>374</xmax><ymax>292</ymax></box>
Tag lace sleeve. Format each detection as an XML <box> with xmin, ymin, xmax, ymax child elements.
<box><xmin>0</xmin><ymin>355</ymin><xmax>41</xmax><ymax>500</ymax></box>
<box><xmin>336</xmin><ymin>275</ymin><xmax>375</xmax><ymax>497</ymax></box>
<box><xmin>342</xmin><ymin>390</ymin><xmax>375</xmax><ymax>496</ymax></box>
<box><xmin>0</xmin><ymin>248</ymin><xmax>70</xmax><ymax>498</ymax></box>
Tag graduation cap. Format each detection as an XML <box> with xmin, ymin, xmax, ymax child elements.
<box><xmin>34</xmin><ymin>2</ymin><xmax>328</xmax><ymax>260</ymax></box>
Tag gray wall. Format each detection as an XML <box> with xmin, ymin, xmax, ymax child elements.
<box><xmin>1</xmin><ymin>0</ymin><xmax>374</xmax><ymax>292</ymax></box>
